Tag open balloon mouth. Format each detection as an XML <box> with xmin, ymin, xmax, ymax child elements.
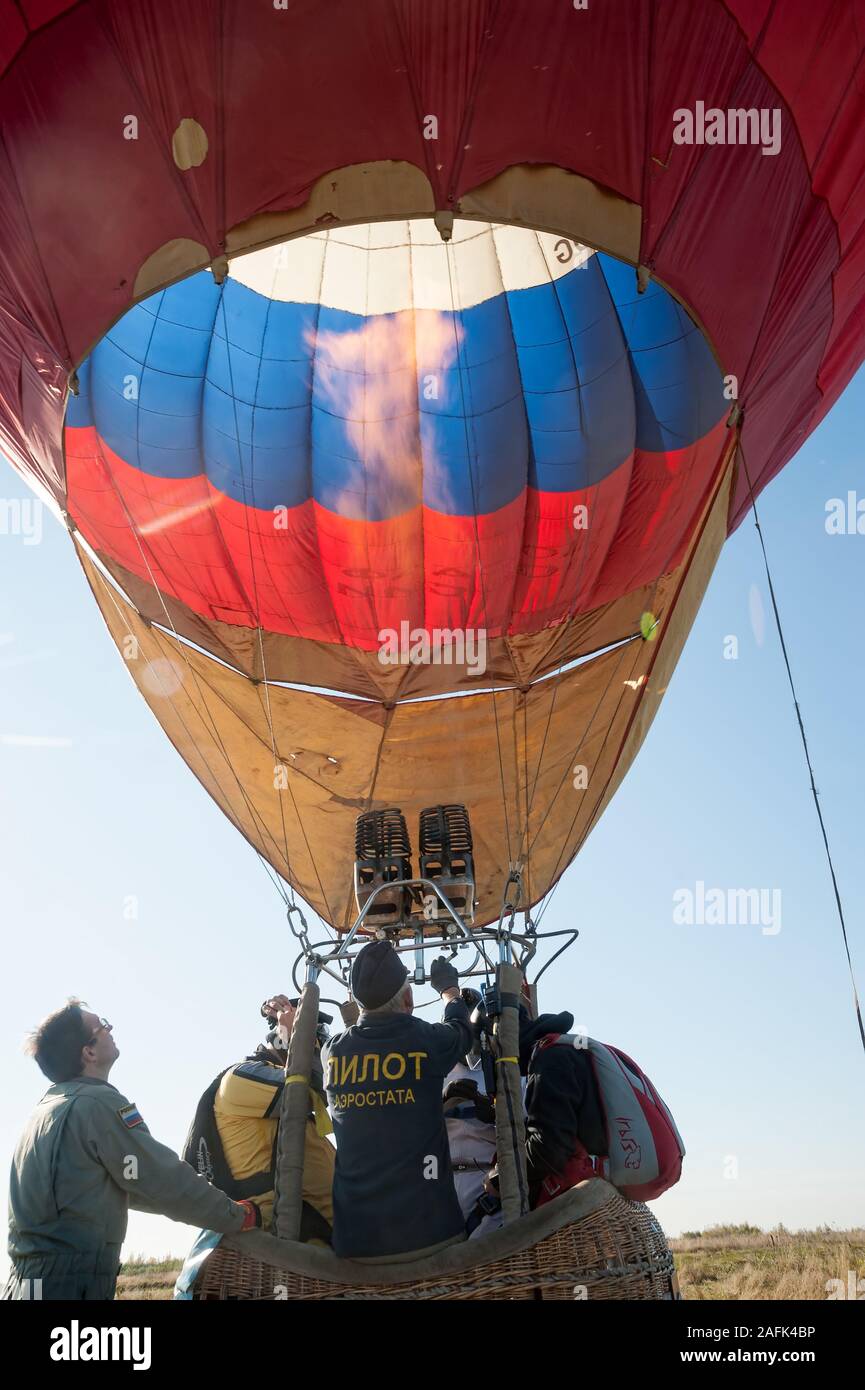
<box><xmin>62</xmin><ymin>218</ymin><xmax>733</xmax><ymax>928</ymax></box>
<box><xmin>63</xmin><ymin>218</ymin><xmax>726</xmax><ymax>681</ymax></box>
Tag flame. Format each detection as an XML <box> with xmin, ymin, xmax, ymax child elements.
<box><xmin>307</xmin><ymin>308</ymin><xmax>464</xmax><ymax>517</ymax></box>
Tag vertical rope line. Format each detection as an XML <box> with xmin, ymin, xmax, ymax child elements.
<box><xmin>740</xmin><ymin>442</ymin><xmax>864</xmax><ymax>1057</ymax></box>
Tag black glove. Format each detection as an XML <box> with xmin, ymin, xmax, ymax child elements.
<box><xmin>443</xmin><ymin>1078</ymin><xmax>496</xmax><ymax>1125</ymax></box>
<box><xmin>430</xmin><ymin>956</ymin><xmax>459</xmax><ymax>995</ymax></box>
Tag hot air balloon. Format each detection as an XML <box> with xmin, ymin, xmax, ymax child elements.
<box><xmin>3</xmin><ymin>0</ymin><xmax>864</xmax><ymax>1300</ymax></box>
<box><xmin>60</xmin><ymin>221</ymin><xmax>727</xmax><ymax>944</ymax></box>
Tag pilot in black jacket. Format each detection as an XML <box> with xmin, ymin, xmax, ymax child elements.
<box><xmin>323</xmin><ymin>942</ymin><xmax>472</xmax><ymax>1260</ymax></box>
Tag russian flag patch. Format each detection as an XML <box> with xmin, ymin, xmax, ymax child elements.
<box><xmin>117</xmin><ymin>1103</ymin><xmax>143</xmax><ymax>1129</ymax></box>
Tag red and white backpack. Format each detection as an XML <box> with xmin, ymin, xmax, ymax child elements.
<box><xmin>533</xmin><ymin>1034</ymin><xmax>685</xmax><ymax>1203</ymax></box>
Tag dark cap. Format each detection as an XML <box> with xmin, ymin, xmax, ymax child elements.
<box><xmin>351</xmin><ymin>941</ymin><xmax>409</xmax><ymax>1010</ymax></box>
<box><xmin>518</xmin><ymin>1010</ymin><xmax>574</xmax><ymax>1073</ymax></box>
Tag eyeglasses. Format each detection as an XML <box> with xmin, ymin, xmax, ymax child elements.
<box><xmin>88</xmin><ymin>1018</ymin><xmax>112</xmax><ymax>1044</ymax></box>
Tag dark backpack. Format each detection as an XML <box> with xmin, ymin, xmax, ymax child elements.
<box><xmin>182</xmin><ymin>1067</ymin><xmax>275</xmax><ymax>1201</ymax></box>
<box><xmin>181</xmin><ymin>1066</ymin><xmax>333</xmax><ymax>1244</ymax></box>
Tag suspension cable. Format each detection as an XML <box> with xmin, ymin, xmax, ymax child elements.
<box><xmin>739</xmin><ymin>441</ymin><xmax>864</xmax><ymax>1057</ymax></box>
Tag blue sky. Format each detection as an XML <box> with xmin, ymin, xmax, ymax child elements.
<box><xmin>1</xmin><ymin>375</ymin><xmax>863</xmax><ymax>1270</ymax></box>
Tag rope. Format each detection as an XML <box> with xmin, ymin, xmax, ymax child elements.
<box><xmin>739</xmin><ymin>442</ymin><xmax>865</xmax><ymax>1058</ymax></box>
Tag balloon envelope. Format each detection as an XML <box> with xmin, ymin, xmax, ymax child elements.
<box><xmin>65</xmin><ymin>223</ymin><xmax>725</xmax><ymax>691</ymax></box>
<box><xmin>2</xmin><ymin>1</ymin><xmax>865</xmax><ymax>925</ymax></box>
<box><xmin>64</xmin><ymin>221</ymin><xmax>728</xmax><ymax>926</ymax></box>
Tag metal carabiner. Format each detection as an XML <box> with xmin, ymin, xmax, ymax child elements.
<box><xmin>496</xmin><ymin>867</ymin><xmax>523</xmax><ymax>962</ymax></box>
<box><xmin>286</xmin><ymin>901</ymin><xmax>312</xmax><ymax>956</ymax></box>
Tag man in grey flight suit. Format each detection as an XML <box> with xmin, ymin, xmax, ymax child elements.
<box><xmin>4</xmin><ymin>998</ymin><xmax>261</xmax><ymax>1300</ymax></box>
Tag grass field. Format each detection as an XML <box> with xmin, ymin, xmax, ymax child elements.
<box><xmin>671</xmin><ymin>1224</ymin><xmax>864</xmax><ymax>1300</ymax></box>
<box><xmin>115</xmin><ymin>1225</ymin><xmax>865</xmax><ymax>1300</ymax></box>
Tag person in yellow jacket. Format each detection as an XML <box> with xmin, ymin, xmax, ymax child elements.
<box><xmin>183</xmin><ymin>994</ymin><xmax>334</xmax><ymax>1242</ymax></box>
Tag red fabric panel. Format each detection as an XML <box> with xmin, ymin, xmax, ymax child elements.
<box><xmin>509</xmin><ymin>467</ymin><xmax>632</xmax><ymax>632</ymax></box>
<box><xmin>645</xmin><ymin>58</ymin><xmax>815</xmax><ymax>382</ymax></box>
<box><xmin>0</xmin><ymin>3</ymin><xmax>28</xmax><ymax>72</ymax></box>
<box><xmin>456</xmin><ymin>0</ymin><xmax>647</xmax><ymax>204</ymax></box>
<box><xmin>0</xmin><ymin>119</ymin><xmax>69</xmax><ymax>491</ymax></box>
<box><xmin>95</xmin><ymin>0</ymin><xmax>223</xmax><ymax>246</ymax></box>
<box><xmin>717</xmin><ymin>0</ymin><xmax>865</xmax><ymax>519</ymax></box>
<box><xmin>722</xmin><ymin>0</ymin><xmax>772</xmax><ymax>31</ymax></box>
<box><xmin>729</xmin><ymin>193</ymin><xmax>836</xmax><ymax>510</ymax></box>
<box><xmin>0</xmin><ymin>8</ymin><xmax>215</xmax><ymax>367</ymax></box>
<box><xmin>21</xmin><ymin>0</ymin><xmax>75</xmax><ymax>23</ymax></box>
<box><xmin>0</xmin><ymin>135</ymin><xmax>69</xmax><ymax>356</ymax></box>
<box><xmin>4</xmin><ymin>0</ymin><xmax>865</xmax><ymax>552</ymax></box>
<box><xmin>641</xmin><ymin>36</ymin><xmax>839</xmax><ymax>526</ymax></box>
<box><xmin>67</xmin><ymin>420</ymin><xmax>725</xmax><ymax>648</ymax></box>
<box><xmin>390</xmin><ymin>0</ymin><xmax>496</xmax><ymax>208</ymax></box>
<box><xmin>643</xmin><ymin>1</ymin><xmax>751</xmax><ymax>256</ymax></box>
<box><xmin>589</xmin><ymin>423</ymin><xmax>729</xmax><ymax>608</ymax></box>
<box><xmin>0</xmin><ymin>0</ymin><xmax>77</xmax><ymax>73</ymax></box>
<box><xmin>417</xmin><ymin>494</ymin><xmax>524</xmax><ymax>640</ymax></box>
<box><xmin>221</xmin><ymin>0</ymin><xmax>428</xmax><ymax>228</ymax></box>
<box><xmin>65</xmin><ymin>426</ymin><xmax>255</xmax><ymax>626</ymax></box>
<box><xmin>725</xmin><ymin>0</ymin><xmax>865</xmax><ymax>253</ymax></box>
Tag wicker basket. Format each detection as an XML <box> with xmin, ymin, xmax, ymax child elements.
<box><xmin>193</xmin><ymin>1178</ymin><xmax>678</xmax><ymax>1301</ymax></box>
